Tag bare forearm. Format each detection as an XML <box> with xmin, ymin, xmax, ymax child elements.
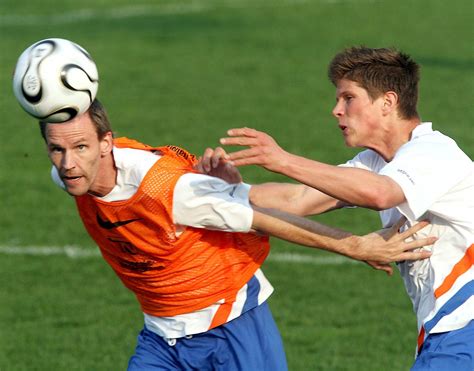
<box><xmin>252</xmin><ymin>207</ymin><xmax>358</xmax><ymax>258</ymax></box>
<box><xmin>221</xmin><ymin>127</ymin><xmax>404</xmax><ymax>209</ymax></box>
<box><xmin>251</xmin><ymin>207</ymin><xmax>435</xmax><ymax>264</ymax></box>
<box><xmin>279</xmin><ymin>153</ymin><xmax>403</xmax><ymax>209</ymax></box>
<box><xmin>250</xmin><ymin>183</ymin><xmax>343</xmax><ymax>216</ymax></box>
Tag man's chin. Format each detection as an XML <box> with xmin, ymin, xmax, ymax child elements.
<box><xmin>343</xmin><ymin>138</ymin><xmax>355</xmax><ymax>147</ymax></box>
<box><xmin>65</xmin><ymin>187</ymin><xmax>88</xmax><ymax>197</ymax></box>
<box><xmin>342</xmin><ymin>134</ymin><xmax>361</xmax><ymax>148</ymax></box>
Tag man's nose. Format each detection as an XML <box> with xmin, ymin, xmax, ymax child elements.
<box><xmin>332</xmin><ymin>101</ymin><xmax>343</xmax><ymax>118</ymax></box>
<box><xmin>62</xmin><ymin>151</ymin><xmax>76</xmax><ymax>170</ymax></box>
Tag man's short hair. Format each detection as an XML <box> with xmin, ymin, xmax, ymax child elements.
<box><xmin>328</xmin><ymin>46</ymin><xmax>420</xmax><ymax>120</ymax></box>
<box><xmin>39</xmin><ymin>99</ymin><xmax>113</xmax><ymax>141</ymax></box>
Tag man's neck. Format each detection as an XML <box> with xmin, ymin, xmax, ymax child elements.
<box><xmin>88</xmin><ymin>153</ymin><xmax>118</xmax><ymax>197</ymax></box>
<box><xmin>369</xmin><ymin>118</ymin><xmax>420</xmax><ymax>162</ymax></box>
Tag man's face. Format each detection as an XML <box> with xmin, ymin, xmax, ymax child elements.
<box><xmin>45</xmin><ymin>112</ymin><xmax>110</xmax><ymax>196</ymax></box>
<box><xmin>332</xmin><ymin>79</ymin><xmax>385</xmax><ymax>148</ymax></box>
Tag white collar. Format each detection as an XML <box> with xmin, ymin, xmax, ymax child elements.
<box><xmin>411</xmin><ymin>122</ymin><xmax>433</xmax><ymax>139</ymax></box>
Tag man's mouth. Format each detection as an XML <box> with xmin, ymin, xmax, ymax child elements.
<box><xmin>62</xmin><ymin>175</ymin><xmax>82</xmax><ymax>185</ymax></box>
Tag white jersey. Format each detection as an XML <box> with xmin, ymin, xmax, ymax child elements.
<box><xmin>51</xmin><ymin>146</ymin><xmax>273</xmax><ymax>339</ymax></box>
<box><xmin>342</xmin><ymin>122</ymin><xmax>473</xmax><ymax>347</ymax></box>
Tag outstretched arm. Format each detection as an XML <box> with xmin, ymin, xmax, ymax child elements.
<box><xmin>250</xmin><ymin>183</ymin><xmax>345</xmax><ymax>216</ymax></box>
<box><xmin>220</xmin><ymin>128</ymin><xmax>405</xmax><ymax>210</ymax></box>
<box><xmin>196</xmin><ymin>146</ymin><xmax>344</xmax><ymax>215</ymax></box>
<box><xmin>175</xmin><ymin>169</ymin><xmax>434</xmax><ymax>275</ymax></box>
<box><xmin>251</xmin><ymin>206</ymin><xmax>435</xmax><ymax>275</ymax></box>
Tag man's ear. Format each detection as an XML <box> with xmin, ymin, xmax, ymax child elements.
<box><xmin>100</xmin><ymin>132</ymin><xmax>114</xmax><ymax>156</ymax></box>
<box><xmin>382</xmin><ymin>91</ymin><xmax>399</xmax><ymax>115</ymax></box>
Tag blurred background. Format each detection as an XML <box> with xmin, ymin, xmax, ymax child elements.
<box><xmin>0</xmin><ymin>1</ymin><xmax>472</xmax><ymax>369</ymax></box>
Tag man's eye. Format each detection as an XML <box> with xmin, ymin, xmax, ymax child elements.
<box><xmin>77</xmin><ymin>145</ymin><xmax>86</xmax><ymax>151</ymax></box>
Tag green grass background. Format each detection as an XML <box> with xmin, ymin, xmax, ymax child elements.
<box><xmin>0</xmin><ymin>1</ymin><xmax>472</xmax><ymax>370</ymax></box>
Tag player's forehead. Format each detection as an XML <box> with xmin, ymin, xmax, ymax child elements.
<box><xmin>45</xmin><ymin>113</ymin><xmax>97</xmax><ymax>144</ymax></box>
<box><xmin>335</xmin><ymin>79</ymin><xmax>367</xmax><ymax>96</ymax></box>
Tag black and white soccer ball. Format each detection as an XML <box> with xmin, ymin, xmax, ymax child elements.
<box><xmin>12</xmin><ymin>38</ymin><xmax>99</xmax><ymax>123</ymax></box>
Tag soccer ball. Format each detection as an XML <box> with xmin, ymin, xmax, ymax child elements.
<box><xmin>12</xmin><ymin>38</ymin><xmax>99</xmax><ymax>123</ymax></box>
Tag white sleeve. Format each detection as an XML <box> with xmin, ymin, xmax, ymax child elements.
<box><xmin>339</xmin><ymin>149</ymin><xmax>387</xmax><ymax>170</ymax></box>
<box><xmin>172</xmin><ymin>173</ymin><xmax>253</xmax><ymax>232</ymax></box>
<box><xmin>379</xmin><ymin>140</ymin><xmax>472</xmax><ymax>219</ymax></box>
<box><xmin>51</xmin><ymin>166</ymin><xmax>66</xmax><ymax>190</ymax></box>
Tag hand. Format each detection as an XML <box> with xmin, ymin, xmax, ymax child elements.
<box><xmin>195</xmin><ymin>147</ymin><xmax>243</xmax><ymax>184</ymax></box>
<box><xmin>357</xmin><ymin>217</ymin><xmax>436</xmax><ymax>276</ymax></box>
<box><xmin>220</xmin><ymin>127</ymin><xmax>288</xmax><ymax>172</ymax></box>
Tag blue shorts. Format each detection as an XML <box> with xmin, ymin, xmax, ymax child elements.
<box><xmin>411</xmin><ymin>320</ymin><xmax>474</xmax><ymax>371</ymax></box>
<box><xmin>128</xmin><ymin>302</ymin><xmax>288</xmax><ymax>370</ymax></box>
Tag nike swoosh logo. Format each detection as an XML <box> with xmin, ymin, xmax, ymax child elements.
<box><xmin>96</xmin><ymin>213</ymin><xmax>141</xmax><ymax>230</ymax></box>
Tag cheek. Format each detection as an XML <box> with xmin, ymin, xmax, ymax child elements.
<box><xmin>351</xmin><ymin>106</ymin><xmax>375</xmax><ymax>127</ymax></box>
<box><xmin>85</xmin><ymin>153</ymin><xmax>102</xmax><ymax>177</ymax></box>
<box><xmin>85</xmin><ymin>156</ymin><xmax>98</xmax><ymax>171</ymax></box>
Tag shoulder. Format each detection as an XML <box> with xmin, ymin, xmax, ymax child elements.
<box><xmin>113</xmin><ymin>147</ymin><xmax>161</xmax><ymax>184</ymax></box>
<box><xmin>114</xmin><ymin>146</ymin><xmax>160</xmax><ymax>168</ymax></box>
<box><xmin>177</xmin><ymin>172</ymin><xmax>249</xmax><ymax>191</ymax></box>
<box><xmin>396</xmin><ymin>124</ymin><xmax>471</xmax><ymax>165</ymax></box>
<box><xmin>341</xmin><ymin>149</ymin><xmax>386</xmax><ymax>171</ymax></box>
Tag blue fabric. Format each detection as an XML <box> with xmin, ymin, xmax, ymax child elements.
<box><xmin>411</xmin><ymin>320</ymin><xmax>474</xmax><ymax>371</ymax></box>
<box><xmin>242</xmin><ymin>275</ymin><xmax>261</xmax><ymax>314</ymax></box>
<box><xmin>422</xmin><ymin>281</ymin><xmax>474</xmax><ymax>334</ymax></box>
<box><xmin>128</xmin><ymin>302</ymin><xmax>287</xmax><ymax>371</ymax></box>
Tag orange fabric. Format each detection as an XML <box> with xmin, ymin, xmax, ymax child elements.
<box><xmin>209</xmin><ymin>294</ymin><xmax>237</xmax><ymax>329</ymax></box>
<box><xmin>75</xmin><ymin>138</ymin><xmax>270</xmax><ymax>319</ymax></box>
<box><xmin>417</xmin><ymin>326</ymin><xmax>425</xmax><ymax>354</ymax></box>
<box><xmin>417</xmin><ymin>243</ymin><xmax>473</xmax><ymax>352</ymax></box>
<box><xmin>434</xmin><ymin>244</ymin><xmax>474</xmax><ymax>298</ymax></box>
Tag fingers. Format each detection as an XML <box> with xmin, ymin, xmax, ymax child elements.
<box><xmin>397</xmin><ymin>220</ymin><xmax>431</xmax><ymax>240</ymax></box>
<box><xmin>220</xmin><ymin>128</ymin><xmax>282</xmax><ymax>168</ymax></box>
<box><xmin>391</xmin><ymin>249</ymin><xmax>432</xmax><ymax>262</ymax></box>
<box><xmin>373</xmin><ymin>264</ymin><xmax>393</xmax><ymax>276</ymax></box>
<box><xmin>392</xmin><ymin>216</ymin><xmax>408</xmax><ymax>233</ymax></box>
<box><xmin>383</xmin><ymin>236</ymin><xmax>435</xmax><ymax>263</ymax></box>
<box><xmin>194</xmin><ymin>156</ymin><xmax>205</xmax><ymax>173</ymax></box>
<box><xmin>225</xmin><ymin>148</ymin><xmax>261</xmax><ymax>162</ymax></box>
<box><xmin>200</xmin><ymin>148</ymin><xmax>214</xmax><ymax>172</ymax></box>
<box><xmin>379</xmin><ymin>265</ymin><xmax>393</xmax><ymax>276</ymax></box>
<box><xmin>220</xmin><ymin>136</ymin><xmax>260</xmax><ymax>147</ymax></box>
<box><xmin>366</xmin><ymin>261</ymin><xmax>393</xmax><ymax>275</ymax></box>
<box><xmin>226</xmin><ymin>127</ymin><xmax>259</xmax><ymax>137</ymax></box>
<box><xmin>220</xmin><ymin>127</ymin><xmax>266</xmax><ymax>147</ymax></box>
<box><xmin>211</xmin><ymin>147</ymin><xmax>228</xmax><ymax>168</ymax></box>
<box><xmin>384</xmin><ymin>216</ymin><xmax>408</xmax><ymax>240</ymax></box>
<box><xmin>407</xmin><ymin>250</ymin><xmax>432</xmax><ymax>261</ymax></box>
<box><xmin>197</xmin><ymin>147</ymin><xmax>230</xmax><ymax>173</ymax></box>
<box><xmin>402</xmin><ymin>236</ymin><xmax>437</xmax><ymax>251</ymax></box>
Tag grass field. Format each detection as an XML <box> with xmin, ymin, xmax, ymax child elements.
<box><xmin>0</xmin><ymin>1</ymin><xmax>473</xmax><ymax>370</ymax></box>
